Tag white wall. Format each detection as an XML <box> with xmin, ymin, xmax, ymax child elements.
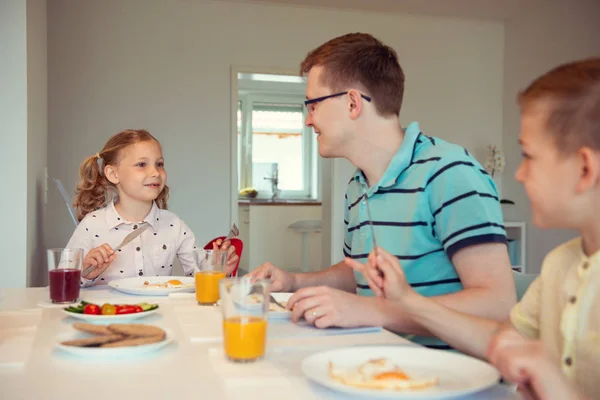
<box><xmin>0</xmin><ymin>0</ymin><xmax>28</xmax><ymax>288</ymax></box>
<box><xmin>26</xmin><ymin>0</ymin><xmax>48</xmax><ymax>287</ymax></box>
<box><xmin>46</xmin><ymin>0</ymin><xmax>505</xmax><ymax>270</ymax></box>
<box><xmin>502</xmin><ymin>0</ymin><xmax>600</xmax><ymax>273</ymax></box>
<box><xmin>0</xmin><ymin>0</ymin><xmax>47</xmax><ymax>288</ymax></box>
<box><xmin>245</xmin><ymin>205</ymin><xmax>322</xmax><ymax>272</ymax></box>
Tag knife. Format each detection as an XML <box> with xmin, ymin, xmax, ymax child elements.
<box><xmin>82</xmin><ymin>222</ymin><xmax>150</xmax><ymax>276</ymax></box>
<box><xmin>269</xmin><ymin>294</ymin><xmax>287</xmax><ymax>310</ymax></box>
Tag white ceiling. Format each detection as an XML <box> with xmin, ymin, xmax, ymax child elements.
<box><xmin>221</xmin><ymin>0</ymin><xmax>547</xmax><ymax>21</ymax></box>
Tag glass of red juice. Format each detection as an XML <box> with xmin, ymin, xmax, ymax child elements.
<box><xmin>47</xmin><ymin>248</ymin><xmax>83</xmax><ymax>304</ymax></box>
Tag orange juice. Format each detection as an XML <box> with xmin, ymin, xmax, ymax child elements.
<box><xmin>223</xmin><ymin>316</ymin><xmax>267</xmax><ymax>361</ymax></box>
<box><xmin>195</xmin><ymin>271</ymin><xmax>226</xmax><ymax>304</ymax></box>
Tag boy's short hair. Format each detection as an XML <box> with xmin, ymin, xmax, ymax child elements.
<box><xmin>518</xmin><ymin>58</ymin><xmax>600</xmax><ymax>153</ymax></box>
<box><xmin>300</xmin><ymin>33</ymin><xmax>405</xmax><ymax>117</ymax></box>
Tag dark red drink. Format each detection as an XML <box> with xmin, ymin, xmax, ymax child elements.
<box><xmin>49</xmin><ymin>269</ymin><xmax>81</xmax><ymax>303</ymax></box>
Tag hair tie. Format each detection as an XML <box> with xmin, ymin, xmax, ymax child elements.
<box><xmin>95</xmin><ymin>152</ymin><xmax>101</xmax><ymax>160</ymax></box>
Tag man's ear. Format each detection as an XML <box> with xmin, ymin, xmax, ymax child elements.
<box><xmin>576</xmin><ymin>147</ymin><xmax>600</xmax><ymax>193</ymax></box>
<box><xmin>347</xmin><ymin>90</ymin><xmax>364</xmax><ymax>121</ymax></box>
<box><xmin>104</xmin><ymin>165</ymin><xmax>119</xmax><ymax>185</ymax></box>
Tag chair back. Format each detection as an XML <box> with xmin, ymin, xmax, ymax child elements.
<box><xmin>513</xmin><ymin>271</ymin><xmax>538</xmax><ymax>301</ymax></box>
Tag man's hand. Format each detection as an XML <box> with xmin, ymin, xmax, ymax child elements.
<box><xmin>247</xmin><ymin>262</ymin><xmax>296</xmax><ymax>292</ymax></box>
<box><xmin>287</xmin><ymin>286</ymin><xmax>381</xmax><ymax>328</ymax></box>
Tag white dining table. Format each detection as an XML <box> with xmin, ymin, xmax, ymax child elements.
<box><xmin>0</xmin><ymin>286</ymin><xmax>521</xmax><ymax>400</ymax></box>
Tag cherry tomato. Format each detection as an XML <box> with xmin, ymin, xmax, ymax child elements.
<box><xmin>101</xmin><ymin>303</ymin><xmax>117</xmax><ymax>315</ymax></box>
<box><xmin>83</xmin><ymin>304</ymin><xmax>101</xmax><ymax>315</ymax></box>
<box><xmin>116</xmin><ymin>305</ymin><xmax>137</xmax><ymax>314</ymax></box>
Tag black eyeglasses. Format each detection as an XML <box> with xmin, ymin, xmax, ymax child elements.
<box><xmin>304</xmin><ymin>91</ymin><xmax>372</xmax><ymax>115</ymax></box>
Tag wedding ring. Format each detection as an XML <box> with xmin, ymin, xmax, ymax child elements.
<box><xmin>311</xmin><ymin>308</ymin><xmax>317</xmax><ymax>317</ymax></box>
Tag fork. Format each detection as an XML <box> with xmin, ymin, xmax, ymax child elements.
<box><xmin>222</xmin><ymin>223</ymin><xmax>239</xmax><ymax>243</ymax></box>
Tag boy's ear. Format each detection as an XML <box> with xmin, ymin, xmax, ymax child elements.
<box><xmin>576</xmin><ymin>147</ymin><xmax>600</xmax><ymax>192</ymax></box>
<box><xmin>104</xmin><ymin>165</ymin><xmax>119</xmax><ymax>185</ymax></box>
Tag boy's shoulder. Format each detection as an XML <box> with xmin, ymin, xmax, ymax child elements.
<box><xmin>541</xmin><ymin>237</ymin><xmax>583</xmax><ymax>272</ymax></box>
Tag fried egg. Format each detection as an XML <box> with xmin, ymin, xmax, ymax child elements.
<box><xmin>329</xmin><ymin>358</ymin><xmax>438</xmax><ymax>391</ymax></box>
<box><xmin>143</xmin><ymin>279</ymin><xmax>186</xmax><ymax>288</ymax></box>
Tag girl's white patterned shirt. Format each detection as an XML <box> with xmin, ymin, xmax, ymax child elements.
<box><xmin>66</xmin><ymin>201</ymin><xmax>203</xmax><ymax>286</ymax></box>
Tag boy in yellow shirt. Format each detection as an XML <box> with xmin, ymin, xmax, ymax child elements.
<box><xmin>348</xmin><ymin>57</ymin><xmax>600</xmax><ymax>399</ymax></box>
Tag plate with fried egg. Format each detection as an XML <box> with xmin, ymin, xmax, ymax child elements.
<box><xmin>301</xmin><ymin>346</ymin><xmax>500</xmax><ymax>398</ymax></box>
<box><xmin>108</xmin><ymin>277</ymin><xmax>195</xmax><ymax>296</ymax></box>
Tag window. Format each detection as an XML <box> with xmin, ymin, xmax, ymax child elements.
<box><xmin>237</xmin><ymin>82</ymin><xmax>319</xmax><ymax>200</ymax></box>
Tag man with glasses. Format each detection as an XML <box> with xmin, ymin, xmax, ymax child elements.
<box><xmin>249</xmin><ymin>33</ymin><xmax>515</xmax><ymax>348</ymax></box>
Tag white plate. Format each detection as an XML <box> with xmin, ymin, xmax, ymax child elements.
<box><xmin>268</xmin><ymin>292</ymin><xmax>292</xmax><ymax>319</ymax></box>
<box><xmin>55</xmin><ymin>329</ymin><xmax>174</xmax><ymax>358</ymax></box>
<box><xmin>301</xmin><ymin>346</ymin><xmax>500</xmax><ymax>399</ymax></box>
<box><xmin>108</xmin><ymin>276</ymin><xmax>195</xmax><ymax>296</ymax></box>
<box><xmin>62</xmin><ymin>307</ymin><xmax>159</xmax><ymax>322</ymax></box>
<box><xmin>220</xmin><ymin>292</ymin><xmax>293</xmax><ymax>319</ymax></box>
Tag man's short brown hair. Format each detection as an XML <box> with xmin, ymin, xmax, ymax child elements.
<box><xmin>518</xmin><ymin>58</ymin><xmax>600</xmax><ymax>154</ymax></box>
<box><xmin>300</xmin><ymin>33</ymin><xmax>405</xmax><ymax>117</ymax></box>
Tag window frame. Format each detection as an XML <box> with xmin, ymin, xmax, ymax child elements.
<box><xmin>238</xmin><ymin>91</ymin><xmax>317</xmax><ymax>200</ymax></box>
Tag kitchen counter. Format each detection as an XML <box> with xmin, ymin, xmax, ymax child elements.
<box><xmin>238</xmin><ymin>198</ymin><xmax>321</xmax><ymax>206</ymax></box>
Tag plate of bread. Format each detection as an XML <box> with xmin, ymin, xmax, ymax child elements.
<box><xmin>56</xmin><ymin>323</ymin><xmax>173</xmax><ymax>357</ymax></box>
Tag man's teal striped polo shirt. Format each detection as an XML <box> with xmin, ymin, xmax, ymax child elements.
<box><xmin>344</xmin><ymin>121</ymin><xmax>507</xmax><ymax>348</ymax></box>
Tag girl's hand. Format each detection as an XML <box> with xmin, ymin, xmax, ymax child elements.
<box><xmin>345</xmin><ymin>247</ymin><xmax>417</xmax><ymax>303</ymax></box>
<box><xmin>213</xmin><ymin>239</ymin><xmax>239</xmax><ymax>276</ymax></box>
<box><xmin>82</xmin><ymin>244</ymin><xmax>116</xmax><ymax>280</ymax></box>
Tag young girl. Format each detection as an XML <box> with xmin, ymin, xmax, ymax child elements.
<box><xmin>66</xmin><ymin>129</ymin><xmax>238</xmax><ymax>286</ymax></box>
<box><xmin>347</xmin><ymin>58</ymin><xmax>600</xmax><ymax>400</ymax></box>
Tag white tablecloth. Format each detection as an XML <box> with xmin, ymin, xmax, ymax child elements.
<box><xmin>0</xmin><ymin>287</ymin><xmax>521</xmax><ymax>400</ymax></box>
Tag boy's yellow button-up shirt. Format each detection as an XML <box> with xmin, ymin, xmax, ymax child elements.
<box><xmin>511</xmin><ymin>237</ymin><xmax>600</xmax><ymax>398</ymax></box>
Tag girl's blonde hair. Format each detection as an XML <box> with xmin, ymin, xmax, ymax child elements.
<box><xmin>73</xmin><ymin>129</ymin><xmax>169</xmax><ymax>221</ymax></box>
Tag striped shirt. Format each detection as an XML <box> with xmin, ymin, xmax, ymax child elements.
<box><xmin>344</xmin><ymin>121</ymin><xmax>507</xmax><ymax>347</ymax></box>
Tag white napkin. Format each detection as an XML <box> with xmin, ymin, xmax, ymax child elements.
<box><xmin>0</xmin><ymin>310</ymin><xmax>41</xmax><ymax>368</ymax></box>
<box><xmin>268</xmin><ymin>320</ymin><xmax>381</xmax><ymax>338</ymax></box>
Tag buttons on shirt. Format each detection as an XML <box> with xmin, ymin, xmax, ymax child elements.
<box><xmin>138</xmin><ymin>271</ymin><xmax>143</xmax><ymax>276</ymax></box>
<box><xmin>569</xmin><ymin>296</ymin><xmax>577</xmax><ymax>304</ymax></box>
<box><xmin>133</xmin><ymin>224</ymin><xmax>138</xmax><ymax>230</ymax></box>
<box><xmin>564</xmin><ymin>357</ymin><xmax>573</xmax><ymax>367</ymax></box>
<box><xmin>582</xmin><ymin>262</ymin><xmax>589</xmax><ymax>270</ymax></box>
<box><xmin>136</xmin><ymin>247</ymin><xmax>141</xmax><ymax>251</ymax></box>
<box><xmin>163</xmin><ymin>244</ymin><xmax>167</xmax><ymax>250</ymax></box>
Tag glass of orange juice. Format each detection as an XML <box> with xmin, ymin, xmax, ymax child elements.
<box><xmin>220</xmin><ymin>277</ymin><xmax>269</xmax><ymax>363</ymax></box>
<box><xmin>195</xmin><ymin>249</ymin><xmax>227</xmax><ymax>305</ymax></box>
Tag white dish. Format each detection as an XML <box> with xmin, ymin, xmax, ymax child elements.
<box><xmin>222</xmin><ymin>292</ymin><xmax>293</xmax><ymax>320</ymax></box>
<box><xmin>55</xmin><ymin>329</ymin><xmax>174</xmax><ymax>358</ymax></box>
<box><xmin>108</xmin><ymin>276</ymin><xmax>195</xmax><ymax>296</ymax></box>
<box><xmin>62</xmin><ymin>307</ymin><xmax>159</xmax><ymax>322</ymax></box>
<box><xmin>301</xmin><ymin>346</ymin><xmax>500</xmax><ymax>399</ymax></box>
<box><xmin>268</xmin><ymin>292</ymin><xmax>292</xmax><ymax>320</ymax></box>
